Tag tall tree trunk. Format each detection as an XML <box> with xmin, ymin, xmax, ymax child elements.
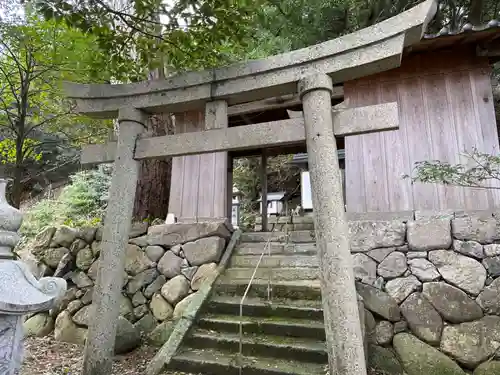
<box><xmin>132</xmin><ymin>65</ymin><xmax>173</xmax><ymax>221</ymax></box>
<box><xmin>131</xmin><ymin>1</ymin><xmax>174</xmax><ymax>221</ymax></box>
<box><xmin>11</xmin><ymin>163</ymin><xmax>23</xmax><ymax>209</ymax></box>
<box><xmin>469</xmin><ymin>0</ymin><xmax>484</xmax><ymax>25</ymax></box>
<box><xmin>10</xmin><ymin>135</ymin><xmax>25</xmax><ymax>208</ymax></box>
<box><xmin>132</xmin><ymin>112</ymin><xmax>173</xmax><ymax>220</ymax></box>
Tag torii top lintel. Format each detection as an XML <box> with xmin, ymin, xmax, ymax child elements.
<box><xmin>64</xmin><ymin>0</ymin><xmax>437</xmax><ymax>118</ymax></box>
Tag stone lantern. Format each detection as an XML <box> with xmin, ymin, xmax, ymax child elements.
<box><xmin>0</xmin><ymin>179</ymin><xmax>66</xmax><ymax>374</ymax></box>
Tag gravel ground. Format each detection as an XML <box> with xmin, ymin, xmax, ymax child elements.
<box><xmin>20</xmin><ymin>336</ymin><xmax>199</xmax><ymax>375</ymax></box>
<box><xmin>21</xmin><ymin>336</ymin><xmax>383</xmax><ymax>375</ymax></box>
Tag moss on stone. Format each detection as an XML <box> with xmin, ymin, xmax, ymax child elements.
<box><xmin>367</xmin><ymin>345</ymin><xmax>404</xmax><ymax>375</ymax></box>
<box><xmin>393</xmin><ymin>333</ymin><xmax>465</xmax><ymax>375</ymax></box>
<box><xmin>148</xmin><ymin>320</ymin><xmax>175</xmax><ymax>347</ymax></box>
<box><xmin>474</xmin><ymin>361</ymin><xmax>500</xmax><ymax>375</ymax></box>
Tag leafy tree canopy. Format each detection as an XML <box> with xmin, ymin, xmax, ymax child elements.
<box><xmin>27</xmin><ymin>0</ymin><xmax>264</xmax><ymax>79</ymax></box>
<box><xmin>0</xmin><ymin>14</ymin><xmax>113</xmax><ymax>206</ymax></box>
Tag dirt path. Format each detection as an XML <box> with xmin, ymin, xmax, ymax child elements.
<box><xmin>20</xmin><ymin>336</ymin><xmax>199</xmax><ymax>375</ymax></box>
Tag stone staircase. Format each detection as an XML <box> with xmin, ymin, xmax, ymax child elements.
<box><xmin>168</xmin><ymin>231</ymin><xmax>328</xmax><ymax>375</ymax></box>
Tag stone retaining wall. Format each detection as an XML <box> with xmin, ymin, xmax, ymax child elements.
<box><xmin>22</xmin><ymin>220</ymin><xmax>234</xmax><ymax>353</ymax></box>
<box><xmin>353</xmin><ymin>213</ymin><xmax>500</xmax><ymax>375</ymax></box>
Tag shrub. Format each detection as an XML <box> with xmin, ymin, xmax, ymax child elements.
<box><xmin>20</xmin><ymin>165</ymin><xmax>113</xmax><ymax>238</ymax></box>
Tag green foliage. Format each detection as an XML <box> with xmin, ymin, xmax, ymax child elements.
<box><xmin>0</xmin><ymin>138</ymin><xmax>42</xmax><ymax>164</ymax></box>
<box><xmin>232</xmin><ymin>155</ymin><xmax>300</xmax><ymax>229</ymax></box>
<box><xmin>405</xmin><ymin>148</ymin><xmax>500</xmax><ymax>189</ymax></box>
<box><xmin>30</xmin><ymin>0</ymin><xmax>266</xmax><ymax>79</ymax></box>
<box><xmin>21</xmin><ymin>165</ymin><xmax>112</xmax><ymax>238</ymax></box>
<box><xmin>0</xmin><ymin>15</ymin><xmax>113</xmax><ymax>206</ymax></box>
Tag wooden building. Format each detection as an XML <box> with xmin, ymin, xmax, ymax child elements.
<box><xmin>166</xmin><ymin>22</ymin><xmax>500</xmax><ymax>221</ymax></box>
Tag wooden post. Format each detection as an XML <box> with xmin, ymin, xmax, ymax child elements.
<box><xmin>82</xmin><ymin>107</ymin><xmax>146</xmax><ymax>375</ymax></box>
<box><xmin>299</xmin><ymin>73</ymin><xmax>367</xmax><ymax>375</ymax></box>
<box><xmin>227</xmin><ymin>154</ymin><xmax>234</xmax><ymax>221</ymax></box>
<box><xmin>261</xmin><ymin>151</ymin><xmax>268</xmax><ymax>232</ymax></box>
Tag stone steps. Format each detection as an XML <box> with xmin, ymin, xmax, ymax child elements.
<box><xmin>198</xmin><ymin>314</ymin><xmax>326</xmax><ymax>340</ymax></box>
<box><xmin>170</xmin><ymin>348</ymin><xmax>326</xmax><ymax>375</ymax></box>
<box><xmin>229</xmin><ymin>254</ymin><xmax>319</xmax><ymax>268</ymax></box>
<box><xmin>168</xmin><ymin>234</ymin><xmax>327</xmax><ymax>375</ymax></box>
<box><xmin>221</xmin><ymin>267</ymin><xmax>319</xmax><ymax>281</ymax></box>
<box><xmin>206</xmin><ymin>295</ymin><xmax>324</xmax><ymax>321</ymax></box>
<box><xmin>214</xmin><ymin>279</ymin><xmax>322</xmax><ymax>301</ymax></box>
<box><xmin>235</xmin><ymin>242</ymin><xmax>317</xmax><ymax>256</ymax></box>
<box><xmin>241</xmin><ymin>231</ymin><xmax>315</xmax><ymax>243</ymax></box>
<box><xmin>185</xmin><ymin>328</ymin><xmax>327</xmax><ymax>363</ymax></box>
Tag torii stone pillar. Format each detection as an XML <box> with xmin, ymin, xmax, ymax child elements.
<box><xmin>299</xmin><ymin>74</ymin><xmax>366</xmax><ymax>375</ymax></box>
<box><xmin>0</xmin><ymin>178</ymin><xmax>67</xmax><ymax>375</ymax></box>
<box><xmin>82</xmin><ymin>107</ymin><xmax>146</xmax><ymax>375</ymax></box>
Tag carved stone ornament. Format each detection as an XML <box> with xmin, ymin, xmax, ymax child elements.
<box><xmin>0</xmin><ymin>179</ymin><xmax>67</xmax><ymax>375</ymax></box>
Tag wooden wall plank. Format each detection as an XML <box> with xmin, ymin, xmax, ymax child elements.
<box><xmin>400</xmin><ymin>77</ymin><xmax>439</xmax><ymax>210</ymax></box>
<box><xmin>345</xmin><ymin>47</ymin><xmax>500</xmax><ymax>212</ymax></box>
<box><xmin>421</xmin><ymin>72</ymin><xmax>464</xmax><ymax>209</ymax></box>
<box><xmin>446</xmin><ymin>70</ymin><xmax>489</xmax><ymax>209</ymax></box>
<box><xmin>357</xmin><ymin>85</ymin><xmax>390</xmax><ymax>212</ymax></box>
<box><xmin>344</xmin><ymin>92</ymin><xmax>367</xmax><ymax>212</ymax></box>
<box><xmin>469</xmin><ymin>66</ymin><xmax>500</xmax><ymax>208</ymax></box>
<box><xmin>169</xmin><ymin>110</ymin><xmax>229</xmax><ymax>221</ymax></box>
<box><xmin>379</xmin><ymin>80</ymin><xmax>414</xmax><ymax>211</ymax></box>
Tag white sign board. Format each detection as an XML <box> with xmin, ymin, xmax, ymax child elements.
<box><xmin>301</xmin><ymin>171</ymin><xmax>313</xmax><ymax>210</ymax></box>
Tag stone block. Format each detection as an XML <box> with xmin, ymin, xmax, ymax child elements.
<box><xmin>407</xmin><ymin>219</ymin><xmax>451</xmax><ymax>251</ymax></box>
<box><xmin>452</xmin><ymin>216</ymin><xmax>496</xmax><ymax>244</ymax></box>
<box><xmin>352</xmin><ymin>253</ymin><xmax>377</xmax><ymax>280</ymax></box>
<box><xmin>54</xmin><ymin>310</ymin><xmax>87</xmax><ymax>345</ymax></box>
<box><xmin>393</xmin><ymin>333</ymin><xmax>465</xmax><ymax>375</ymax></box>
<box><xmin>428</xmin><ymin>250</ymin><xmax>486</xmax><ymax>295</ymax></box>
<box><xmin>476</xmin><ymin>277</ymin><xmax>500</xmax><ymax>315</ymax></box>
<box><xmin>407</xmin><ymin>259</ymin><xmax>439</xmax><ymax>282</ymax></box>
<box><xmin>349</xmin><ymin>221</ymin><xmax>406</xmax><ymax>252</ymax></box>
<box><xmin>385</xmin><ymin>275</ymin><xmax>421</xmax><ymax>304</ymax></box>
<box><xmin>440</xmin><ymin>316</ymin><xmax>500</xmax><ymax>369</ymax></box>
<box><xmin>400</xmin><ymin>293</ymin><xmax>442</xmax><ymax>345</ymax></box>
<box><xmin>24</xmin><ymin>313</ymin><xmax>54</xmax><ymax>337</ymax></box>
<box><xmin>367</xmin><ymin>247</ymin><xmax>395</xmax><ymax>263</ymax></box>
<box><xmin>452</xmin><ymin>240</ymin><xmax>484</xmax><ymax>259</ymax></box>
<box><xmin>374</xmin><ymin>320</ymin><xmax>393</xmax><ymax>345</ymax></box>
<box><xmin>43</xmin><ymin>247</ymin><xmax>70</xmax><ymax>268</ymax></box>
<box><xmin>377</xmin><ymin>252</ymin><xmax>407</xmax><ymax>279</ymax></box>
<box><xmin>125</xmin><ymin>244</ymin><xmax>155</xmax><ymax>276</ymax></box>
<box><xmin>157</xmin><ymin>251</ymin><xmax>183</xmax><ymax>278</ymax></box>
<box><xmin>191</xmin><ymin>263</ymin><xmax>218</xmax><ymax>291</ymax></box>
<box><xmin>414</xmin><ymin>210</ymin><xmax>454</xmax><ymax>221</ymax></box>
<box><xmin>147</xmin><ymin>221</ymin><xmax>231</xmax><ymax>246</ymax></box>
<box><xmin>355</xmin><ymin>282</ymin><xmax>401</xmax><ymax>322</ymax></box>
<box><xmin>149</xmin><ymin>293</ymin><xmax>174</xmax><ymax>321</ymax></box>
<box><xmin>51</xmin><ymin>226</ymin><xmax>79</xmax><ymax>248</ymax></box>
<box><xmin>422</xmin><ymin>282</ymin><xmax>483</xmax><ymax>323</ymax></box>
<box><xmin>182</xmin><ymin>237</ymin><xmax>225</xmax><ymax>266</ymax></box>
<box><xmin>160</xmin><ymin>275</ymin><xmax>190</xmax><ymax>305</ymax></box>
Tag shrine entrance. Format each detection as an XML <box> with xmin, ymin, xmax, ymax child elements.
<box><xmin>63</xmin><ymin>2</ymin><xmax>438</xmax><ymax>375</ymax></box>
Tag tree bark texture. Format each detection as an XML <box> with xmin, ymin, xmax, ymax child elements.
<box><xmin>132</xmin><ymin>64</ymin><xmax>173</xmax><ymax>221</ymax></box>
<box><xmin>132</xmin><ymin>112</ymin><xmax>173</xmax><ymax>221</ymax></box>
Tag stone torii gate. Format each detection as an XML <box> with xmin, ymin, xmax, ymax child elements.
<box><xmin>64</xmin><ymin>1</ymin><xmax>437</xmax><ymax>374</ymax></box>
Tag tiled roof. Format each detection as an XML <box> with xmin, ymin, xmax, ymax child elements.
<box><xmin>423</xmin><ymin>19</ymin><xmax>500</xmax><ymax>39</ymax></box>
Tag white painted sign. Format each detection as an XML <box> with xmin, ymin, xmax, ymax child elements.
<box><xmin>301</xmin><ymin>171</ymin><xmax>313</xmax><ymax>210</ymax></box>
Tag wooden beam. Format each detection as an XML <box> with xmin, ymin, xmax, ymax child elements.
<box><xmin>227</xmin><ymin>87</ymin><xmax>344</xmax><ymax>117</ymax></box>
<box><xmin>81</xmin><ymin>102</ymin><xmax>398</xmax><ymax>164</ymax></box>
<box><xmin>477</xmin><ymin>43</ymin><xmax>500</xmax><ymax>57</ymax></box>
<box><xmin>65</xmin><ymin>0</ymin><xmax>438</xmax><ymax>118</ymax></box>
<box><xmin>261</xmin><ymin>151</ymin><xmax>268</xmax><ymax>232</ymax></box>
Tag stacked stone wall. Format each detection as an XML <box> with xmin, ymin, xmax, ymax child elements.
<box><xmin>351</xmin><ymin>212</ymin><xmax>500</xmax><ymax>375</ymax></box>
<box><xmin>23</xmin><ymin>220</ymin><xmax>233</xmax><ymax>352</ymax></box>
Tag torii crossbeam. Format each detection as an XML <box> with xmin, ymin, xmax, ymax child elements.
<box><xmin>64</xmin><ymin>1</ymin><xmax>438</xmax><ymax>375</ymax></box>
